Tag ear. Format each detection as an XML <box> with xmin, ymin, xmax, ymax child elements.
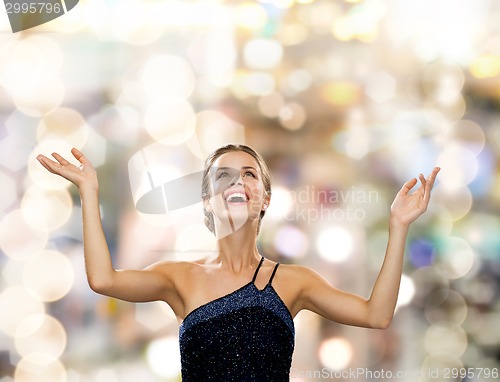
<box><xmin>203</xmin><ymin>198</ymin><xmax>212</xmax><ymax>213</ymax></box>
<box><xmin>262</xmin><ymin>196</ymin><xmax>270</xmax><ymax>211</ymax></box>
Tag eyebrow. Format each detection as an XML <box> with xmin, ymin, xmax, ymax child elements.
<box><xmin>214</xmin><ymin>166</ymin><xmax>258</xmax><ymax>172</ymax></box>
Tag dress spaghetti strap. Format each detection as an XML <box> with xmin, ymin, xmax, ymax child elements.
<box><xmin>268</xmin><ymin>263</ymin><xmax>280</xmax><ymax>285</ymax></box>
<box><xmin>251</xmin><ymin>256</ymin><xmax>265</xmax><ymax>283</ymax></box>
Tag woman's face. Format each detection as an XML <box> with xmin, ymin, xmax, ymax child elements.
<box><xmin>206</xmin><ymin>151</ymin><xmax>268</xmax><ymax>238</ymax></box>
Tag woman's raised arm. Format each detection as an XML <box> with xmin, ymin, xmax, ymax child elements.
<box><xmin>36</xmin><ymin>148</ymin><xmax>180</xmax><ymax>307</ymax></box>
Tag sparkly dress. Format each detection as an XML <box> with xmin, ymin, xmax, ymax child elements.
<box><xmin>179</xmin><ymin>256</ymin><xmax>295</xmax><ymax>381</ymax></box>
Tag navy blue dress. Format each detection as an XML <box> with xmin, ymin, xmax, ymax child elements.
<box><xmin>179</xmin><ymin>256</ymin><xmax>295</xmax><ymax>381</ymax></box>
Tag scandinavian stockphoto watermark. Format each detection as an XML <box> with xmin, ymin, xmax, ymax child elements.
<box><xmin>283</xmin><ymin>185</ymin><xmax>379</xmax><ymax>224</ymax></box>
<box><xmin>290</xmin><ymin>367</ymin><xmax>500</xmax><ymax>380</ymax></box>
<box><xmin>4</xmin><ymin>0</ymin><xmax>79</xmax><ymax>33</ymax></box>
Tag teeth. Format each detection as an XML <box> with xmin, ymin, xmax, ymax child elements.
<box><xmin>226</xmin><ymin>193</ymin><xmax>247</xmax><ymax>202</ymax></box>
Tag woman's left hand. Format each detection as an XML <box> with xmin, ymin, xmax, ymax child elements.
<box><xmin>390</xmin><ymin>167</ymin><xmax>440</xmax><ymax>228</ymax></box>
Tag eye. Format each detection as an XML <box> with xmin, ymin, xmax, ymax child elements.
<box><xmin>216</xmin><ymin>171</ymin><xmax>229</xmax><ymax>180</ymax></box>
<box><xmin>244</xmin><ymin>171</ymin><xmax>256</xmax><ymax>178</ymax></box>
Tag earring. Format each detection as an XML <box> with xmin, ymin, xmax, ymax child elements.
<box><xmin>206</xmin><ymin>204</ymin><xmax>213</xmax><ymax>212</ymax></box>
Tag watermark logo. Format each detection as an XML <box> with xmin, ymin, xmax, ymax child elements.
<box><xmin>4</xmin><ymin>0</ymin><xmax>79</xmax><ymax>33</ymax></box>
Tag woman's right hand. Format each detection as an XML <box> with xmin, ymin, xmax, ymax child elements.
<box><xmin>37</xmin><ymin>148</ymin><xmax>98</xmax><ymax>191</ymax></box>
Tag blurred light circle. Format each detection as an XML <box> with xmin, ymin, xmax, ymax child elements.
<box><xmin>0</xmin><ymin>286</ymin><xmax>45</xmax><ymax>336</ymax></box>
<box><xmin>473</xmin><ymin>312</ymin><xmax>500</xmax><ymax>347</ymax></box>
<box><xmin>37</xmin><ymin>108</ymin><xmax>88</xmax><ymax>148</ymax></box>
<box><xmin>244</xmin><ymin>72</ymin><xmax>275</xmax><ymax>96</ymax></box>
<box><xmin>443</xmin><ymin>120</ymin><xmax>485</xmax><ymax>155</ymax></box>
<box><xmin>432</xmin><ymin>185</ymin><xmax>473</xmax><ymax>221</ymax></box>
<box><xmin>319</xmin><ymin>337</ymin><xmax>353</xmax><ymax>370</ymax></box>
<box><xmin>469</xmin><ymin>55</ymin><xmax>500</xmax><ymax>79</ymax></box>
<box><xmin>396</xmin><ymin>274</ymin><xmax>415</xmax><ymax>308</ymax></box>
<box><xmin>243</xmin><ymin>38</ymin><xmax>283</xmax><ymax>69</ymax></box>
<box><xmin>422</xmin><ymin>63</ymin><xmax>465</xmax><ymax>103</ymax></box>
<box><xmin>424</xmin><ymin>323</ymin><xmax>467</xmax><ymax>357</ymax></box>
<box><xmin>257</xmin><ymin>92</ymin><xmax>285</xmax><ymax>118</ymax></box>
<box><xmin>14</xmin><ymin>355</ymin><xmax>66</xmax><ymax>382</ymax></box>
<box><xmin>140</xmin><ymin>55</ymin><xmax>195</xmax><ymax>100</ymax></box>
<box><xmin>316</xmin><ymin>226</ymin><xmax>354</xmax><ymax>263</ymax></box>
<box><xmin>436</xmin><ymin>145</ymin><xmax>478</xmax><ymax>190</ymax></box>
<box><xmin>0</xmin><ymin>36</ymin><xmax>63</xmax><ymax>92</ymax></box>
<box><xmin>421</xmin><ymin>354</ymin><xmax>463</xmax><ymax>377</ymax></box>
<box><xmin>279</xmin><ymin>103</ymin><xmax>307</xmax><ymax>131</ymax></box>
<box><xmin>423</xmin><ymin>95</ymin><xmax>467</xmax><ymax>127</ymax></box>
<box><xmin>111</xmin><ymin>1</ymin><xmax>164</xmax><ymax>45</ymax></box>
<box><xmin>22</xmin><ymin>250</ymin><xmax>74</xmax><ymax>302</ymax></box>
<box><xmin>28</xmin><ymin>140</ymin><xmax>75</xmax><ymax>190</ymax></box>
<box><xmin>15</xmin><ymin>314</ymin><xmax>67</xmax><ymax>362</ymax></box>
<box><xmin>146</xmin><ymin>336</ymin><xmax>181</xmax><ymax>378</ymax></box>
<box><xmin>424</xmin><ymin>289</ymin><xmax>467</xmax><ymax>327</ymax></box>
<box><xmin>434</xmin><ymin>237</ymin><xmax>475</xmax><ymax>280</ymax></box>
<box><xmin>0</xmin><ymin>170</ymin><xmax>17</xmax><ymax>212</ymax></box>
<box><xmin>284</xmin><ymin>69</ymin><xmax>313</xmax><ymax>95</ymax></box>
<box><xmin>144</xmin><ymin>98</ymin><xmax>196</xmax><ymax>145</ymax></box>
<box><xmin>365</xmin><ymin>71</ymin><xmax>396</xmax><ymax>103</ymax></box>
<box><xmin>21</xmin><ymin>186</ymin><xmax>73</xmax><ymax>232</ymax></box>
<box><xmin>265</xmin><ymin>186</ymin><xmax>293</xmax><ymax>220</ymax></box>
<box><xmin>322</xmin><ymin>81</ymin><xmax>361</xmax><ymax>106</ymax></box>
<box><xmin>277</xmin><ymin>23</ymin><xmax>309</xmax><ymax>46</ymax></box>
<box><xmin>273</xmin><ymin>225</ymin><xmax>309</xmax><ymax>258</ymax></box>
<box><xmin>174</xmin><ymin>224</ymin><xmax>217</xmax><ymax>262</ymax></box>
<box><xmin>187</xmin><ymin>110</ymin><xmax>245</xmax><ymax>159</ymax></box>
<box><xmin>235</xmin><ymin>3</ymin><xmax>267</xmax><ymax>30</ymax></box>
<box><xmin>13</xmin><ymin>77</ymin><xmax>65</xmax><ymax>118</ymax></box>
<box><xmin>0</xmin><ymin>209</ymin><xmax>48</xmax><ymax>260</ymax></box>
<box><xmin>411</xmin><ymin>266</ymin><xmax>449</xmax><ymax>308</ymax></box>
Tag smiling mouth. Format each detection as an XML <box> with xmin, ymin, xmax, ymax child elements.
<box><xmin>225</xmin><ymin>192</ymin><xmax>248</xmax><ymax>203</ymax></box>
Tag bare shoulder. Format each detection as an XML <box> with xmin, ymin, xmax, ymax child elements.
<box><xmin>275</xmin><ymin>263</ymin><xmax>324</xmax><ymax>284</ymax></box>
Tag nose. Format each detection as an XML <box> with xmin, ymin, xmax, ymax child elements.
<box><xmin>229</xmin><ymin>174</ymin><xmax>244</xmax><ymax>187</ymax></box>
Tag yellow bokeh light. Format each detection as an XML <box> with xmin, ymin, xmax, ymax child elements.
<box><xmin>469</xmin><ymin>55</ymin><xmax>500</xmax><ymax>79</ymax></box>
<box><xmin>0</xmin><ymin>286</ymin><xmax>45</xmax><ymax>337</ymax></box>
<box><xmin>21</xmin><ymin>186</ymin><xmax>73</xmax><ymax>232</ymax></box>
<box><xmin>0</xmin><ymin>209</ymin><xmax>48</xmax><ymax>260</ymax></box>
<box><xmin>22</xmin><ymin>250</ymin><xmax>75</xmax><ymax>302</ymax></box>
<box><xmin>322</xmin><ymin>82</ymin><xmax>361</xmax><ymax>106</ymax></box>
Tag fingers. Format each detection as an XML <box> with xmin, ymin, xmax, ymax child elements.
<box><xmin>51</xmin><ymin>152</ymin><xmax>71</xmax><ymax>166</ymax></box>
<box><xmin>424</xmin><ymin>166</ymin><xmax>440</xmax><ymax>201</ymax></box>
<box><xmin>399</xmin><ymin>178</ymin><xmax>417</xmax><ymax>196</ymax></box>
<box><xmin>37</xmin><ymin>154</ymin><xmax>67</xmax><ymax>175</ymax></box>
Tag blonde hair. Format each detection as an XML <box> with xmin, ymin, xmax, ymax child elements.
<box><xmin>201</xmin><ymin>144</ymin><xmax>271</xmax><ymax>235</ymax></box>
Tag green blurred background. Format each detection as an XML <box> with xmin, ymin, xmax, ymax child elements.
<box><xmin>0</xmin><ymin>0</ymin><xmax>499</xmax><ymax>381</ymax></box>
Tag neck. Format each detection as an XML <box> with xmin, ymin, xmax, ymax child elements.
<box><xmin>214</xmin><ymin>222</ymin><xmax>261</xmax><ymax>273</ymax></box>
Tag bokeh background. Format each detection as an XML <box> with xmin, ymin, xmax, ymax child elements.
<box><xmin>1</xmin><ymin>0</ymin><xmax>500</xmax><ymax>381</ymax></box>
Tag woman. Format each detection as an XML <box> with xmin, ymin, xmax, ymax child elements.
<box><xmin>37</xmin><ymin>144</ymin><xmax>440</xmax><ymax>381</ymax></box>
